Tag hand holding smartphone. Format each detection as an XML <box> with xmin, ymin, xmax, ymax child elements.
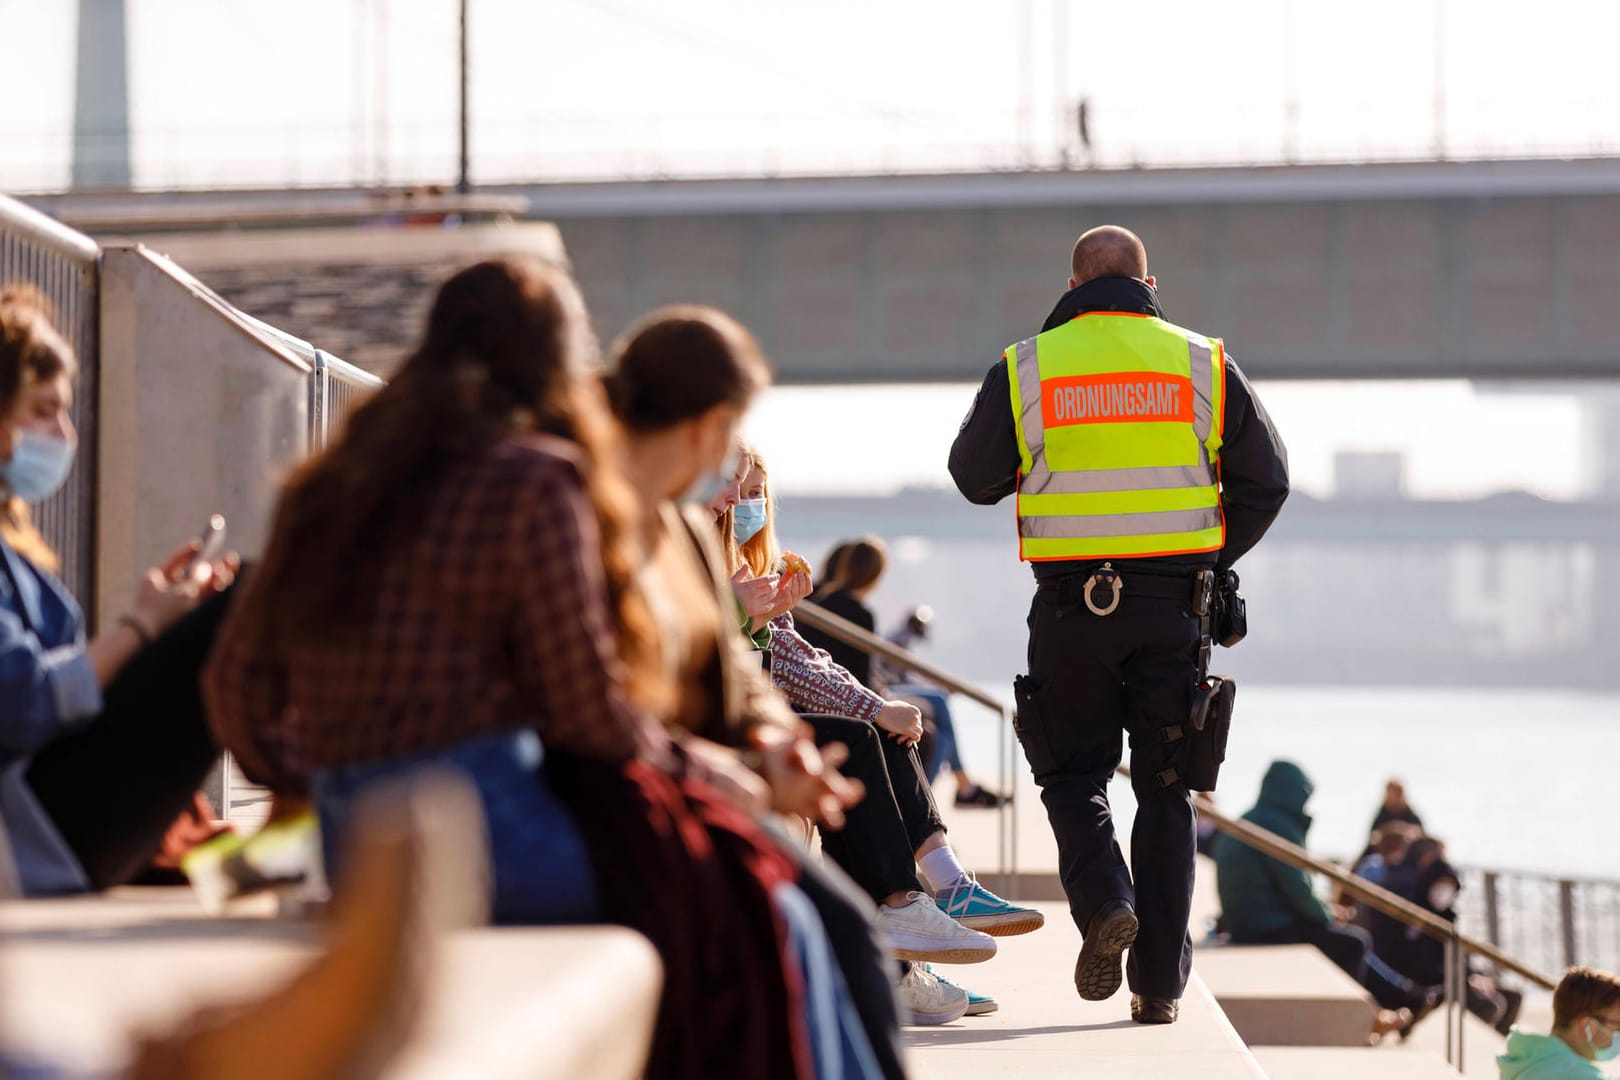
<box><xmin>182</xmin><ymin>514</ymin><xmax>227</xmax><ymax>579</ymax></box>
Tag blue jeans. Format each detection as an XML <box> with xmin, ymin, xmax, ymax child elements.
<box><xmin>311</xmin><ymin>730</ymin><xmax>600</xmax><ymax>925</ymax></box>
<box><xmin>774</xmin><ymin>883</ymin><xmax>882</xmax><ymax>1080</ymax></box>
<box><xmin>893</xmin><ymin>686</ymin><xmax>962</xmax><ymax>783</ymax></box>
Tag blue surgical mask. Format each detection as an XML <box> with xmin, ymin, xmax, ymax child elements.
<box><xmin>681</xmin><ymin>442</ymin><xmax>741</xmax><ymax>507</ymax></box>
<box><xmin>733</xmin><ymin>498</ymin><xmax>768</xmax><ymax>544</ymax></box>
<box><xmin>682</xmin><ymin>467</ymin><xmax>732</xmax><ymax>507</ymax></box>
<box><xmin>1591</xmin><ymin>1022</ymin><xmax>1620</xmax><ymax>1061</ymax></box>
<box><xmin>2</xmin><ymin>429</ymin><xmax>75</xmax><ymax>503</ymax></box>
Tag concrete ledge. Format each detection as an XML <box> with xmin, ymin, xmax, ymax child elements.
<box><xmin>1194</xmin><ymin>944</ymin><xmax>1376</xmax><ymax>1047</ymax></box>
<box><xmin>1255</xmin><ymin>1046</ymin><xmax>1464</xmax><ymax>1079</ymax></box>
<box><xmin>0</xmin><ymin>889</ymin><xmax>661</xmax><ymax>1079</ymax></box>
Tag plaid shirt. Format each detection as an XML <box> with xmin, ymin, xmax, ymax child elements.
<box><xmin>766</xmin><ymin>613</ymin><xmax>884</xmax><ymax>723</ymax></box>
<box><xmin>204</xmin><ymin>435</ymin><xmax>662</xmax><ymax>793</ymax></box>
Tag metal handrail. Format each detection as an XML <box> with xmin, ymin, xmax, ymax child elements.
<box><xmin>794</xmin><ymin>600</ymin><xmax>1000</xmax><ymax>712</ymax></box>
<box><xmin>0</xmin><ymin>193</ymin><xmax>99</xmax><ymax>264</ymax></box>
<box><xmin>1179</xmin><ymin>781</ymin><xmax>1560</xmax><ymax>1072</ymax></box>
<box><xmin>795</xmin><ymin>593</ymin><xmax>1560</xmax><ymax>990</ymax></box>
<box><xmin>792</xmin><ymin>599</ymin><xmax>1018</xmax><ymax>890</ymax></box>
<box><xmin>792</xmin><ymin>597</ymin><xmax>1558</xmax><ymax>1070</ymax></box>
<box><xmin>1179</xmin><ymin>781</ymin><xmax>1558</xmax><ymax>990</ymax></box>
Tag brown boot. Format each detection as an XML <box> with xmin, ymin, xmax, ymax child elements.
<box><xmin>129</xmin><ymin>771</ymin><xmax>489</xmax><ymax>1080</ymax></box>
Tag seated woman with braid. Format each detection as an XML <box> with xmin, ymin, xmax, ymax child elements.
<box><xmin>207</xmin><ymin>265</ymin><xmax>893</xmax><ymax>1080</ymax></box>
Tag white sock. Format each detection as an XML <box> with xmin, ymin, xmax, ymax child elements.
<box><xmin>918</xmin><ymin>846</ymin><xmax>970</xmax><ymax>894</ymax></box>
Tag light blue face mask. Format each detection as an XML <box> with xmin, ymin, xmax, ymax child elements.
<box><xmin>682</xmin><ymin>468</ymin><xmax>729</xmax><ymax>507</ymax></box>
<box><xmin>733</xmin><ymin>498</ymin><xmax>768</xmax><ymax>544</ymax></box>
<box><xmin>1591</xmin><ymin>1021</ymin><xmax>1620</xmax><ymax>1062</ymax></box>
<box><xmin>680</xmin><ymin>442</ymin><xmax>742</xmax><ymax>507</ymax></box>
<box><xmin>2</xmin><ymin>429</ymin><xmax>75</xmax><ymax>503</ymax></box>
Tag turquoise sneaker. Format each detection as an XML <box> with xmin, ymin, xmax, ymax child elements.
<box><xmin>935</xmin><ymin>875</ymin><xmax>1046</xmax><ymax>937</ymax></box>
<box><xmin>926</xmin><ymin>965</ymin><xmax>999</xmax><ymax>1016</ymax></box>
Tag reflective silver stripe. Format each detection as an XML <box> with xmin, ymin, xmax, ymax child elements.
<box><xmin>1019</xmin><ymin>507</ymin><xmax>1223</xmax><ymax>540</ymax></box>
<box><xmin>1020</xmin><ymin>463</ymin><xmax>1216</xmax><ymax>496</ymax></box>
<box><xmin>1188</xmin><ymin>337</ymin><xmax>1213</xmax><ymax>444</ymax></box>
<box><xmin>1014</xmin><ymin>336</ymin><xmax>1044</xmax><ymax>464</ymax></box>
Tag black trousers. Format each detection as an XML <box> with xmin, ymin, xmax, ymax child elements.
<box><xmin>1231</xmin><ymin>920</ymin><xmax>1422</xmax><ymax>1011</ymax></box>
<box><xmin>1017</xmin><ymin>585</ymin><xmax>1199</xmax><ymax>1000</ymax></box>
<box><xmin>25</xmin><ymin>585</ymin><xmax>231</xmax><ymax>890</ymax></box>
<box><xmin>804</xmin><ymin>714</ymin><xmax>944</xmax><ymax>903</ymax></box>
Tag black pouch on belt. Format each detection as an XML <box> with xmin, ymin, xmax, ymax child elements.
<box><xmin>1182</xmin><ymin>675</ymin><xmax>1236</xmax><ymax>793</ymax></box>
<box><xmin>1212</xmin><ymin>570</ymin><xmax>1248</xmax><ymax>648</ymax></box>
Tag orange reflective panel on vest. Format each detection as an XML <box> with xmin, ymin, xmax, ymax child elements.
<box><xmin>1042</xmin><ymin>372</ymin><xmax>1196</xmax><ymax>429</ymax></box>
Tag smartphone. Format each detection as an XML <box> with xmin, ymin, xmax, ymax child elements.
<box><xmin>184</xmin><ymin>514</ymin><xmax>227</xmax><ymax>576</ymax></box>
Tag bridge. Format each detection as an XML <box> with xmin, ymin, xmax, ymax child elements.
<box><xmin>510</xmin><ymin>158</ymin><xmax>1620</xmax><ymax>384</ymax></box>
<box><xmin>37</xmin><ymin>155</ymin><xmax>1620</xmax><ymax>385</ymax></box>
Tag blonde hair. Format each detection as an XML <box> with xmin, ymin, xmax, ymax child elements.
<box><xmin>714</xmin><ymin>442</ymin><xmax>755</xmax><ymax>575</ymax></box>
<box><xmin>736</xmin><ymin>441</ymin><xmax>781</xmax><ymax>579</ymax></box>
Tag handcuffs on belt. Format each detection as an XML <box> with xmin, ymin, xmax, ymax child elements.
<box><xmin>1082</xmin><ymin>562</ymin><xmax>1123</xmax><ymax>616</ymax></box>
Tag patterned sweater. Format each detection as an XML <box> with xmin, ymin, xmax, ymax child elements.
<box><xmin>766</xmin><ymin>612</ymin><xmax>883</xmax><ymax>723</ymax></box>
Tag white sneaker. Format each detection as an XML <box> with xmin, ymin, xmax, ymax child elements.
<box><xmin>899</xmin><ymin>963</ymin><xmax>969</xmax><ymax>1025</ymax></box>
<box><xmin>877</xmin><ymin>892</ymin><xmax>997</xmax><ymax>964</ymax></box>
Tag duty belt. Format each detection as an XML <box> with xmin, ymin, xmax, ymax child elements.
<box><xmin>1038</xmin><ymin>566</ymin><xmax>1210</xmax><ymax>616</ymax></box>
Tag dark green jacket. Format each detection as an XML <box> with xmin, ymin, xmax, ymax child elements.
<box><xmin>1214</xmin><ymin>760</ymin><xmax>1332</xmax><ymax>938</ymax></box>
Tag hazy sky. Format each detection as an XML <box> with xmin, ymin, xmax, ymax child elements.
<box><xmin>2</xmin><ymin>0</ymin><xmax>1611</xmax><ymax>499</ymax></box>
<box><xmin>743</xmin><ymin>381</ymin><xmax>1591</xmax><ymax>499</ymax></box>
<box><xmin>4</xmin><ymin>0</ymin><xmax>1620</xmax><ymax>189</ymax></box>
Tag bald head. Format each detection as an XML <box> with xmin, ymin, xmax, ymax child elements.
<box><xmin>1070</xmin><ymin>225</ymin><xmax>1148</xmax><ymax>286</ymax></box>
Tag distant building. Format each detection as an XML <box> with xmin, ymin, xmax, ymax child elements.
<box><xmin>1334</xmin><ymin>451</ymin><xmax>1406</xmax><ymax>500</ymax></box>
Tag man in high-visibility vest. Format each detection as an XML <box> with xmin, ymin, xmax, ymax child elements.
<box><xmin>949</xmin><ymin>226</ymin><xmax>1289</xmax><ymax>1024</ymax></box>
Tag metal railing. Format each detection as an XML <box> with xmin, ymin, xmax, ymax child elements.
<box><xmin>311</xmin><ymin>350</ymin><xmax>383</xmax><ymax>449</ymax></box>
<box><xmin>793</xmin><ymin>599</ymin><xmax>1019</xmax><ymax>891</ymax></box>
<box><xmin>1183</xmin><ymin>787</ymin><xmax>1560</xmax><ymax>1072</ymax></box>
<box><xmin>1458</xmin><ymin>865</ymin><xmax>1620</xmax><ymax>985</ymax></box>
<box><xmin>794</xmin><ymin>596</ymin><xmax>1561</xmax><ymax>1071</ymax></box>
<box><xmin>0</xmin><ymin>193</ymin><xmax>100</xmax><ymax>607</ymax></box>
<box><xmin>235</xmin><ymin>312</ymin><xmax>384</xmax><ymax>453</ymax></box>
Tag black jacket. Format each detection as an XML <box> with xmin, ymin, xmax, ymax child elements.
<box><xmin>947</xmin><ymin>276</ymin><xmax>1290</xmax><ymax>581</ymax></box>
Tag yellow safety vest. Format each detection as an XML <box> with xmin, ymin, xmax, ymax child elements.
<box><xmin>1006</xmin><ymin>311</ymin><xmax>1226</xmax><ymax>562</ymax></box>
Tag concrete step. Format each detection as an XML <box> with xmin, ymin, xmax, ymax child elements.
<box><xmin>903</xmin><ymin>901</ymin><xmax>1265</xmax><ymax>1079</ymax></box>
<box><xmin>1194</xmin><ymin>944</ymin><xmax>1376</xmax><ymax>1047</ymax></box>
<box><xmin>1255</xmin><ymin>1046</ymin><xmax>1462</xmax><ymax>1079</ymax></box>
<box><xmin>0</xmin><ymin>889</ymin><xmax>661</xmax><ymax>1079</ymax></box>
<box><xmin>1395</xmin><ymin>1003</ymin><xmax>1537</xmax><ymax>1080</ymax></box>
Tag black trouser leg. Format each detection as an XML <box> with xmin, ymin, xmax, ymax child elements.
<box><xmin>778</xmin><ymin>832</ymin><xmax>909</xmax><ymax>1080</ymax></box>
<box><xmin>1120</xmin><ymin>608</ymin><xmax>1201</xmax><ymax>1000</ymax></box>
<box><xmin>1020</xmin><ymin>588</ymin><xmax>1199</xmax><ymax>1000</ymax></box>
<box><xmin>1240</xmin><ymin>920</ymin><xmax>1415</xmax><ymax>1010</ymax></box>
<box><xmin>805</xmin><ymin>714</ymin><xmax>925</xmax><ymax>902</ymax></box>
<box><xmin>876</xmin><ymin>736</ymin><xmax>945</xmax><ymax>854</ymax></box>
<box><xmin>25</xmin><ymin>585</ymin><xmax>233</xmax><ymax>889</ymax></box>
<box><xmin>1038</xmin><ymin>769</ymin><xmax>1132</xmax><ymax>931</ymax></box>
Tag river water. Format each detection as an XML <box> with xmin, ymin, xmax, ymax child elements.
<box><xmin>946</xmin><ymin>684</ymin><xmax>1620</xmax><ymax>880</ymax></box>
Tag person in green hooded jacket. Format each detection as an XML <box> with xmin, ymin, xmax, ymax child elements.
<box><xmin>1499</xmin><ymin>966</ymin><xmax>1620</xmax><ymax>1079</ymax></box>
<box><xmin>1214</xmin><ymin>760</ymin><xmax>1437</xmax><ymax>1026</ymax></box>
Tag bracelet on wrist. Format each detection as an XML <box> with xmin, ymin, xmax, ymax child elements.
<box><xmin>118</xmin><ymin>613</ymin><xmax>154</xmax><ymax>646</ymax></box>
